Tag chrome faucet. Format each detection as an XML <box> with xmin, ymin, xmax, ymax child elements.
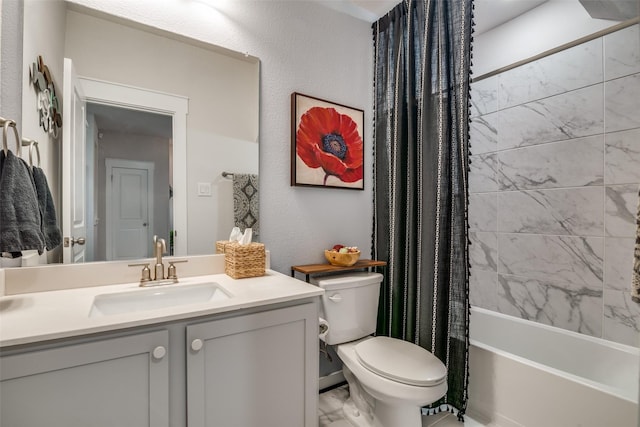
<box><xmin>128</xmin><ymin>235</ymin><xmax>188</xmax><ymax>286</ymax></box>
<box><xmin>153</xmin><ymin>235</ymin><xmax>167</xmax><ymax>280</ymax></box>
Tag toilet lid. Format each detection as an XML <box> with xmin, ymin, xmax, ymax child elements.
<box><xmin>354</xmin><ymin>337</ymin><xmax>447</xmax><ymax>387</ymax></box>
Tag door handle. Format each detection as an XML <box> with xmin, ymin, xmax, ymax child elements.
<box><xmin>64</xmin><ymin>237</ymin><xmax>86</xmax><ymax>247</ymax></box>
<box><xmin>71</xmin><ymin>237</ymin><xmax>86</xmax><ymax>246</ymax></box>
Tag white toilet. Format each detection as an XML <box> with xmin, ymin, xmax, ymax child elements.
<box><xmin>313</xmin><ymin>272</ymin><xmax>447</xmax><ymax>427</ymax></box>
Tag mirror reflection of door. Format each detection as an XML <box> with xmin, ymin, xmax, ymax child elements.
<box><xmin>86</xmin><ymin>103</ymin><xmax>172</xmax><ymax>262</ymax></box>
<box><xmin>62</xmin><ymin>58</ymin><xmax>87</xmax><ymax>264</ymax></box>
<box><xmin>105</xmin><ymin>159</ymin><xmax>154</xmax><ymax>261</ymax></box>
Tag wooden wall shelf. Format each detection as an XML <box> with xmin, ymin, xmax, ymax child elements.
<box><xmin>291</xmin><ymin>259</ymin><xmax>387</xmax><ymax>282</ymax></box>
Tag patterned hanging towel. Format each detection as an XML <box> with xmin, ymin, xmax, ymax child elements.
<box><xmin>632</xmin><ymin>185</ymin><xmax>640</xmax><ymax>303</ymax></box>
<box><xmin>232</xmin><ymin>174</ymin><xmax>259</xmax><ymax>237</ymax></box>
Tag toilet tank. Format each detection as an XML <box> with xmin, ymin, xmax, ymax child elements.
<box><xmin>311</xmin><ymin>272</ymin><xmax>383</xmax><ymax>345</ymax></box>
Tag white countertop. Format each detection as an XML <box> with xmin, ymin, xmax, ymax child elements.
<box><xmin>0</xmin><ymin>270</ymin><xmax>323</xmax><ymax>348</ymax></box>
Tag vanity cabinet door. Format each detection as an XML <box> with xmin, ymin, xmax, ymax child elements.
<box><xmin>0</xmin><ymin>330</ymin><xmax>169</xmax><ymax>427</ymax></box>
<box><xmin>186</xmin><ymin>302</ymin><xmax>318</xmax><ymax>427</ymax></box>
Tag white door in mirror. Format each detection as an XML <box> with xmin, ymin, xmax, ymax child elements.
<box><xmin>62</xmin><ymin>58</ymin><xmax>87</xmax><ymax>264</ymax></box>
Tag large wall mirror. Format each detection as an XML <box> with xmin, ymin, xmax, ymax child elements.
<box><xmin>21</xmin><ymin>1</ymin><xmax>260</xmax><ymax>264</ymax></box>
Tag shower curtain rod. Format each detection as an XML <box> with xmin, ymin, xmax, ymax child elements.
<box><xmin>473</xmin><ymin>17</ymin><xmax>639</xmax><ymax>83</ymax></box>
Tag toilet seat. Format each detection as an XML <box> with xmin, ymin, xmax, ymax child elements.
<box><xmin>354</xmin><ymin>336</ymin><xmax>447</xmax><ymax>387</ymax></box>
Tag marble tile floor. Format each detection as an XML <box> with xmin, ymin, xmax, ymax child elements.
<box><xmin>319</xmin><ymin>385</ymin><xmax>486</xmax><ymax>427</ymax></box>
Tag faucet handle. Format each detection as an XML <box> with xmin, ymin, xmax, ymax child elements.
<box><xmin>128</xmin><ymin>262</ymin><xmax>152</xmax><ymax>284</ymax></box>
<box><xmin>167</xmin><ymin>259</ymin><xmax>188</xmax><ymax>280</ymax></box>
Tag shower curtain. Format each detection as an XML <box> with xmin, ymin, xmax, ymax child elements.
<box><xmin>372</xmin><ymin>0</ymin><xmax>473</xmax><ymax>418</ymax></box>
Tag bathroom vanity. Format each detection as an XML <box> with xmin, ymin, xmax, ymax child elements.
<box><xmin>0</xmin><ymin>256</ymin><xmax>323</xmax><ymax>427</ymax></box>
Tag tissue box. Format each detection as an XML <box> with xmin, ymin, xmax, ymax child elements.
<box><xmin>223</xmin><ymin>242</ymin><xmax>265</xmax><ymax>279</ymax></box>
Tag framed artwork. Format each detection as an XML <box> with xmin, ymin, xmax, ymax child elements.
<box><xmin>291</xmin><ymin>92</ymin><xmax>364</xmax><ymax>190</ymax></box>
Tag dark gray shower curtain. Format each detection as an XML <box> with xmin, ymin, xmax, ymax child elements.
<box><xmin>372</xmin><ymin>0</ymin><xmax>472</xmax><ymax>418</ymax></box>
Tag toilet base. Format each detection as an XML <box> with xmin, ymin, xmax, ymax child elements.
<box><xmin>341</xmin><ymin>365</ymin><xmax>375</xmax><ymax>426</ymax></box>
<box><xmin>341</xmin><ymin>365</ymin><xmax>426</xmax><ymax>427</ymax></box>
<box><xmin>342</xmin><ymin>397</ymin><xmax>373</xmax><ymax>427</ymax></box>
<box><xmin>373</xmin><ymin>400</ymin><xmax>423</xmax><ymax>427</ymax></box>
<box><xmin>340</xmin><ymin>394</ymin><xmax>425</xmax><ymax>427</ymax></box>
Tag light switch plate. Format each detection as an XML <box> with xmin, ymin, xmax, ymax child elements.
<box><xmin>197</xmin><ymin>182</ymin><xmax>212</xmax><ymax>197</ymax></box>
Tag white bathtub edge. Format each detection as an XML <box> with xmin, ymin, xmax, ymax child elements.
<box><xmin>471</xmin><ymin>307</ymin><xmax>639</xmax><ymax>355</ymax></box>
<box><xmin>469</xmin><ymin>306</ymin><xmax>639</xmax><ymax>403</ymax></box>
<box><xmin>469</xmin><ymin>338</ymin><xmax>636</xmax><ymax>404</ymax></box>
<box><xmin>468</xmin><ymin>345</ymin><xmax>638</xmax><ymax>427</ymax></box>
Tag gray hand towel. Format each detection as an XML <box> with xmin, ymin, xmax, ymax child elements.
<box><xmin>232</xmin><ymin>173</ymin><xmax>259</xmax><ymax>237</ymax></box>
<box><xmin>32</xmin><ymin>166</ymin><xmax>62</xmax><ymax>250</ymax></box>
<box><xmin>0</xmin><ymin>150</ymin><xmax>45</xmax><ymax>254</ymax></box>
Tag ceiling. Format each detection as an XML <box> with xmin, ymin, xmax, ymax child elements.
<box><xmin>87</xmin><ymin>103</ymin><xmax>172</xmax><ymax>139</ymax></box>
<box><xmin>473</xmin><ymin>0</ymin><xmax>549</xmax><ymax>34</ymax></box>
<box><xmin>329</xmin><ymin>0</ymin><xmax>550</xmax><ymax>33</ymax></box>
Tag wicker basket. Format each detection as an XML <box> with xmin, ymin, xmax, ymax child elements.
<box><xmin>223</xmin><ymin>242</ymin><xmax>265</xmax><ymax>279</ymax></box>
<box><xmin>215</xmin><ymin>240</ymin><xmax>231</xmax><ymax>254</ymax></box>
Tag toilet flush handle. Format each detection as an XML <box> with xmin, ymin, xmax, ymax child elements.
<box><xmin>328</xmin><ymin>293</ymin><xmax>342</xmax><ymax>303</ymax></box>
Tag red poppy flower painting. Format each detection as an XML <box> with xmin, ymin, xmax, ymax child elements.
<box><xmin>291</xmin><ymin>93</ymin><xmax>364</xmax><ymax>189</ymax></box>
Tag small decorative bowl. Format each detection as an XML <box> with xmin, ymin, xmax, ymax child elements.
<box><xmin>324</xmin><ymin>250</ymin><xmax>361</xmax><ymax>267</ymax></box>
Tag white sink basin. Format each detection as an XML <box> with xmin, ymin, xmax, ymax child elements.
<box><xmin>89</xmin><ymin>282</ymin><xmax>232</xmax><ymax>317</ymax></box>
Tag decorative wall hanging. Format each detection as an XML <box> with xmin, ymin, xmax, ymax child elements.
<box><xmin>29</xmin><ymin>55</ymin><xmax>62</xmax><ymax>138</ymax></box>
<box><xmin>291</xmin><ymin>92</ymin><xmax>364</xmax><ymax>190</ymax></box>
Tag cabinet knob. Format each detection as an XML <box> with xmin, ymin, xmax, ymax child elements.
<box><xmin>191</xmin><ymin>338</ymin><xmax>204</xmax><ymax>352</ymax></box>
<box><xmin>152</xmin><ymin>346</ymin><xmax>166</xmax><ymax>360</ymax></box>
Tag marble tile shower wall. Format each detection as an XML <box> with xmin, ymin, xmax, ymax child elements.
<box><xmin>468</xmin><ymin>24</ymin><xmax>640</xmax><ymax>347</ymax></box>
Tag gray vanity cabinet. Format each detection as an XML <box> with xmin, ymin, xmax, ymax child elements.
<box><xmin>0</xmin><ymin>330</ymin><xmax>170</xmax><ymax>427</ymax></box>
<box><xmin>186</xmin><ymin>302</ymin><xmax>318</xmax><ymax>427</ymax></box>
<box><xmin>0</xmin><ymin>299</ymin><xmax>319</xmax><ymax>427</ymax></box>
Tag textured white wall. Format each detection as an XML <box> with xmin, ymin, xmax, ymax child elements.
<box><xmin>67</xmin><ymin>0</ymin><xmax>374</xmax><ymax>273</ymax></box>
<box><xmin>21</xmin><ymin>0</ymin><xmax>66</xmax><ymax>213</ymax></box>
<box><xmin>1</xmin><ymin>0</ymin><xmax>23</xmax><ymax>125</ymax></box>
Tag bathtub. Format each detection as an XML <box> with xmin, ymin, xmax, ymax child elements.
<box><xmin>467</xmin><ymin>307</ymin><xmax>639</xmax><ymax>427</ymax></box>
